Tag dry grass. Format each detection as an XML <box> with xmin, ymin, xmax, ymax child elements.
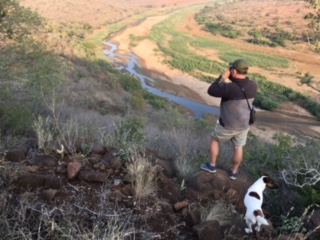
<box><xmin>200</xmin><ymin>200</ymin><xmax>236</xmax><ymax>226</ymax></box>
<box><xmin>126</xmin><ymin>151</ymin><xmax>157</xmax><ymax>202</ymax></box>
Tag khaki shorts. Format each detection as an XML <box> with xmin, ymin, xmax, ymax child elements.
<box><xmin>211</xmin><ymin>120</ymin><xmax>250</xmax><ymax>147</ymax></box>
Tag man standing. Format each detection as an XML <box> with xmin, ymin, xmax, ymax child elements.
<box><xmin>200</xmin><ymin>59</ymin><xmax>257</xmax><ymax>180</ymax></box>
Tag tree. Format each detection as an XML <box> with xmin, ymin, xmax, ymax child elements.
<box><xmin>304</xmin><ymin>0</ymin><xmax>320</xmax><ymax>51</ymax></box>
<box><xmin>0</xmin><ymin>0</ymin><xmax>41</xmax><ymax>41</ymax></box>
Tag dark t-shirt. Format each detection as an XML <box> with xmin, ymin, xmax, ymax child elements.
<box><xmin>208</xmin><ymin>75</ymin><xmax>258</xmax><ymax>130</ymax></box>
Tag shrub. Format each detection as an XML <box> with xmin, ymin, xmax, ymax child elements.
<box><xmin>114</xmin><ymin>115</ymin><xmax>145</xmax><ymax>155</ymax></box>
<box><xmin>132</xmin><ymin>91</ymin><xmax>146</xmax><ymax>110</ymax></box>
<box><xmin>119</xmin><ymin>74</ymin><xmax>143</xmax><ymax>94</ymax></box>
<box><xmin>200</xmin><ymin>200</ymin><xmax>236</xmax><ymax>226</ymax></box>
<box><xmin>32</xmin><ymin>116</ymin><xmax>54</xmax><ymax>152</ymax></box>
<box><xmin>299</xmin><ymin>72</ymin><xmax>314</xmax><ymax>86</ymax></box>
<box><xmin>126</xmin><ymin>151</ymin><xmax>156</xmax><ymax>202</ymax></box>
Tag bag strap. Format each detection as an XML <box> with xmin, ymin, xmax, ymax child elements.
<box><xmin>234</xmin><ymin>81</ymin><xmax>253</xmax><ymax>111</ymax></box>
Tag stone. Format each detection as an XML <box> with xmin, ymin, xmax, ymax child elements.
<box><xmin>42</xmin><ymin>189</ymin><xmax>58</xmax><ymax>201</ymax></box>
<box><xmin>174</xmin><ymin>200</ymin><xmax>189</xmax><ymax>211</ymax></box>
<box><xmin>67</xmin><ymin>162</ymin><xmax>82</xmax><ymax>180</ymax></box>
<box><xmin>27</xmin><ymin>154</ymin><xmax>57</xmax><ymax>167</ymax></box>
<box><xmin>193</xmin><ymin>220</ymin><xmax>222</xmax><ymax>240</ymax></box>
<box><xmin>91</xmin><ymin>144</ymin><xmax>106</xmax><ymax>155</ymax></box>
<box><xmin>78</xmin><ymin>170</ymin><xmax>108</xmax><ymax>183</ymax></box>
<box><xmin>14</xmin><ymin>173</ymin><xmax>60</xmax><ymax>189</ymax></box>
<box><xmin>156</xmin><ymin>158</ymin><xmax>176</xmax><ymax>178</ymax></box>
<box><xmin>225</xmin><ymin>188</ymin><xmax>239</xmax><ymax>205</ymax></box>
<box><xmin>5</xmin><ymin>149</ymin><xmax>26</xmax><ymax>162</ymax></box>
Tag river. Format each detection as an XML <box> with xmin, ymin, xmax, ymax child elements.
<box><xmin>103</xmin><ymin>41</ymin><xmax>220</xmax><ymax>119</ymax></box>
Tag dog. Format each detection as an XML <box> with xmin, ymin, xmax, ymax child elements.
<box><xmin>244</xmin><ymin>174</ymin><xmax>278</xmax><ymax>234</ymax></box>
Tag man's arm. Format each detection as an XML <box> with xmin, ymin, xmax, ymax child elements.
<box><xmin>207</xmin><ymin>69</ymin><xmax>231</xmax><ymax>97</ymax></box>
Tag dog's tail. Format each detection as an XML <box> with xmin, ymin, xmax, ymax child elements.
<box><xmin>254</xmin><ymin>210</ymin><xmax>269</xmax><ymax>225</ymax></box>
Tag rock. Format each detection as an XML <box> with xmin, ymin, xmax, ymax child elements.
<box><xmin>109</xmin><ymin>156</ymin><xmax>123</xmax><ymax>170</ymax></box>
<box><xmin>78</xmin><ymin>170</ymin><xmax>108</xmax><ymax>183</ymax></box>
<box><xmin>123</xmin><ymin>174</ymin><xmax>133</xmax><ymax>184</ymax></box>
<box><xmin>174</xmin><ymin>200</ymin><xmax>189</xmax><ymax>211</ymax></box>
<box><xmin>5</xmin><ymin>149</ymin><xmax>26</xmax><ymax>162</ymax></box>
<box><xmin>67</xmin><ymin>162</ymin><xmax>82</xmax><ymax>180</ymax></box>
<box><xmin>187</xmin><ymin>170</ymin><xmax>252</xmax><ymax>212</ymax></box>
<box><xmin>93</xmin><ymin>162</ymin><xmax>105</xmax><ymax>171</ymax></box>
<box><xmin>156</xmin><ymin>158</ymin><xmax>176</xmax><ymax>178</ymax></box>
<box><xmin>14</xmin><ymin>173</ymin><xmax>60</xmax><ymax>189</ymax></box>
<box><xmin>181</xmin><ymin>207</ymin><xmax>189</xmax><ymax>218</ymax></box>
<box><xmin>27</xmin><ymin>154</ymin><xmax>57</xmax><ymax>167</ymax></box>
<box><xmin>88</xmin><ymin>153</ymin><xmax>102</xmax><ymax>165</ymax></box>
<box><xmin>111</xmin><ymin>190</ymin><xmax>125</xmax><ymax>203</ymax></box>
<box><xmin>225</xmin><ymin>188</ymin><xmax>239</xmax><ymax>205</ymax></box>
<box><xmin>56</xmin><ymin>163</ymin><xmax>68</xmax><ymax>174</ymax></box>
<box><xmin>42</xmin><ymin>189</ymin><xmax>58</xmax><ymax>201</ymax></box>
<box><xmin>193</xmin><ymin>220</ymin><xmax>222</xmax><ymax>240</ymax></box>
<box><xmin>91</xmin><ymin>144</ymin><xmax>106</xmax><ymax>155</ymax></box>
<box><xmin>255</xmin><ymin>219</ymin><xmax>275</xmax><ymax>240</ymax></box>
<box><xmin>101</xmin><ymin>152</ymin><xmax>115</xmax><ymax>165</ymax></box>
<box><xmin>190</xmin><ymin>208</ymin><xmax>201</xmax><ymax>226</ymax></box>
<box><xmin>157</xmin><ymin>171</ymin><xmax>183</xmax><ymax>203</ymax></box>
<box><xmin>28</xmin><ymin>165</ymin><xmax>40</xmax><ymax>173</ymax></box>
<box><xmin>157</xmin><ymin>200</ymin><xmax>174</xmax><ymax>214</ymax></box>
<box><xmin>121</xmin><ymin>184</ymin><xmax>133</xmax><ymax>196</ymax></box>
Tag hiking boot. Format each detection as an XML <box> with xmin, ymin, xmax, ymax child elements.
<box><xmin>200</xmin><ymin>163</ymin><xmax>217</xmax><ymax>173</ymax></box>
<box><xmin>229</xmin><ymin>171</ymin><xmax>239</xmax><ymax>180</ymax></box>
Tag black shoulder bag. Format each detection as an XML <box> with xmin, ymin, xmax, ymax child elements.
<box><xmin>235</xmin><ymin>82</ymin><xmax>256</xmax><ymax>125</ymax></box>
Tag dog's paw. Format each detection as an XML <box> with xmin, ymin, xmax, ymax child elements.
<box><xmin>255</xmin><ymin>226</ymin><xmax>261</xmax><ymax>232</ymax></box>
<box><xmin>245</xmin><ymin>228</ymin><xmax>252</xmax><ymax>234</ymax></box>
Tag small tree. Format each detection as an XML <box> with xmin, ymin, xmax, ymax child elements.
<box><xmin>304</xmin><ymin>0</ymin><xmax>320</xmax><ymax>50</ymax></box>
<box><xmin>0</xmin><ymin>0</ymin><xmax>41</xmax><ymax>41</ymax></box>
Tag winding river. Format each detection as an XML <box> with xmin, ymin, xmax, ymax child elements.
<box><xmin>103</xmin><ymin>41</ymin><xmax>220</xmax><ymax>119</ymax></box>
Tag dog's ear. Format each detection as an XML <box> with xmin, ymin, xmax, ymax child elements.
<box><xmin>262</xmin><ymin>176</ymin><xmax>271</xmax><ymax>184</ymax></box>
<box><xmin>263</xmin><ymin>176</ymin><xmax>279</xmax><ymax>189</ymax></box>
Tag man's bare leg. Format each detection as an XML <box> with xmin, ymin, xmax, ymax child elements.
<box><xmin>210</xmin><ymin>137</ymin><xmax>219</xmax><ymax>167</ymax></box>
<box><xmin>232</xmin><ymin>145</ymin><xmax>243</xmax><ymax>173</ymax></box>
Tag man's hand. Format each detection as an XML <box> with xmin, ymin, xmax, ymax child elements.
<box><xmin>222</xmin><ymin>68</ymin><xmax>231</xmax><ymax>80</ymax></box>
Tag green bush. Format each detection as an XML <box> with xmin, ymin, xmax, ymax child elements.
<box><xmin>132</xmin><ymin>91</ymin><xmax>146</xmax><ymax>110</ymax></box>
<box><xmin>119</xmin><ymin>74</ymin><xmax>143</xmax><ymax>94</ymax></box>
<box><xmin>114</xmin><ymin>115</ymin><xmax>145</xmax><ymax>152</ymax></box>
<box><xmin>144</xmin><ymin>92</ymin><xmax>167</xmax><ymax>110</ymax></box>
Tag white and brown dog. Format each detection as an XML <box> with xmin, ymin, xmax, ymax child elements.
<box><xmin>244</xmin><ymin>174</ymin><xmax>278</xmax><ymax>234</ymax></box>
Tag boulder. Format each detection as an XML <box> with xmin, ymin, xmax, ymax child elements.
<box><xmin>78</xmin><ymin>170</ymin><xmax>108</xmax><ymax>183</ymax></box>
<box><xmin>187</xmin><ymin>170</ymin><xmax>253</xmax><ymax>212</ymax></box>
<box><xmin>67</xmin><ymin>162</ymin><xmax>82</xmax><ymax>180</ymax></box>
<box><xmin>14</xmin><ymin>173</ymin><xmax>60</xmax><ymax>189</ymax></box>
<box><xmin>27</xmin><ymin>154</ymin><xmax>57</xmax><ymax>167</ymax></box>
<box><xmin>5</xmin><ymin>149</ymin><xmax>26</xmax><ymax>162</ymax></box>
<box><xmin>193</xmin><ymin>220</ymin><xmax>222</xmax><ymax>240</ymax></box>
<box><xmin>156</xmin><ymin>158</ymin><xmax>176</xmax><ymax>178</ymax></box>
<box><xmin>91</xmin><ymin>144</ymin><xmax>106</xmax><ymax>155</ymax></box>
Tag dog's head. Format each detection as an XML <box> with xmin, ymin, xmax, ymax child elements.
<box><xmin>262</xmin><ymin>174</ymin><xmax>278</xmax><ymax>189</ymax></box>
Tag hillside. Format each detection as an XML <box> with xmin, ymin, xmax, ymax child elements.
<box><xmin>1</xmin><ymin>0</ymin><xmax>320</xmax><ymax>239</ymax></box>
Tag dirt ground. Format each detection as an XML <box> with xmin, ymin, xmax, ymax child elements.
<box><xmin>20</xmin><ymin>0</ymin><xmax>211</xmax><ymax>27</ymax></box>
